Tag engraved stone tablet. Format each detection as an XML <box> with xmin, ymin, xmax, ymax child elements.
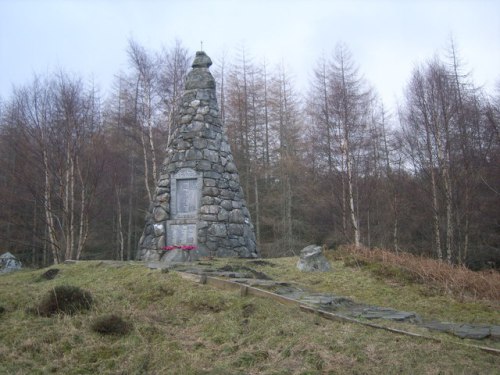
<box><xmin>167</xmin><ymin>222</ymin><xmax>197</xmax><ymax>245</ymax></box>
<box><xmin>177</xmin><ymin>179</ymin><xmax>198</xmax><ymax>215</ymax></box>
<box><xmin>171</xmin><ymin>168</ymin><xmax>202</xmax><ymax>219</ymax></box>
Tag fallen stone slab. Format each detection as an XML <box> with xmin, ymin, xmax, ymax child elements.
<box><xmin>351</xmin><ymin>307</ymin><xmax>421</xmax><ymax>323</ymax></box>
<box><xmin>490</xmin><ymin>326</ymin><xmax>500</xmax><ymax>341</ymax></box>
<box><xmin>453</xmin><ymin>324</ymin><xmax>492</xmax><ymax>340</ymax></box>
<box><xmin>231</xmin><ymin>278</ymin><xmax>291</xmax><ymax>288</ymax></box>
<box><xmin>300</xmin><ymin>294</ymin><xmax>356</xmax><ymax>310</ymax></box>
<box><xmin>422</xmin><ymin>321</ymin><xmax>456</xmax><ymax>334</ymax></box>
<box><xmin>422</xmin><ymin>322</ymin><xmax>500</xmax><ymax>341</ymax></box>
<box><xmin>275</xmin><ymin>286</ymin><xmax>307</xmax><ymax>300</ymax></box>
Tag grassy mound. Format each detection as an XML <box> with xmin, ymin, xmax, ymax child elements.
<box><xmin>91</xmin><ymin>314</ymin><xmax>131</xmax><ymax>335</ymax></box>
<box><xmin>0</xmin><ymin>259</ymin><xmax>498</xmax><ymax>374</ymax></box>
<box><xmin>35</xmin><ymin>285</ymin><xmax>93</xmax><ymax>316</ymax></box>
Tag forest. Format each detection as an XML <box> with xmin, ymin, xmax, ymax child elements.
<box><xmin>0</xmin><ymin>39</ymin><xmax>498</xmax><ymax>269</ymax></box>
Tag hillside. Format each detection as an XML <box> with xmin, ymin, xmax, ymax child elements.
<box><xmin>0</xmin><ymin>253</ymin><xmax>499</xmax><ymax>374</ymax></box>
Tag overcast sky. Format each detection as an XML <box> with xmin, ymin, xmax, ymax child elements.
<box><xmin>1</xmin><ymin>0</ymin><xmax>499</xmax><ymax>111</ymax></box>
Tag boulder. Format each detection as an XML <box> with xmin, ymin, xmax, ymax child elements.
<box><xmin>296</xmin><ymin>245</ymin><xmax>331</xmax><ymax>272</ymax></box>
<box><xmin>0</xmin><ymin>252</ymin><xmax>22</xmax><ymax>274</ymax></box>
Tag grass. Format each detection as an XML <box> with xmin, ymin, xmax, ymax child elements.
<box><xmin>0</xmin><ymin>257</ymin><xmax>499</xmax><ymax>374</ymax></box>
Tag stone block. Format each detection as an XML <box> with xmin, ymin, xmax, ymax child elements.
<box><xmin>229</xmin><ymin>209</ymin><xmax>245</xmax><ymax>224</ymax></box>
<box><xmin>198</xmin><ymin>106</ymin><xmax>210</xmax><ymax>115</ymax></box>
<box><xmin>185</xmin><ymin>149</ymin><xmax>202</xmax><ymax>161</ymax></box>
<box><xmin>220</xmin><ymin>190</ymin><xmax>235</xmax><ymax>199</ymax></box>
<box><xmin>221</xmin><ymin>200</ymin><xmax>233</xmax><ymax>211</ymax></box>
<box><xmin>198</xmin><ymin>160</ymin><xmax>212</xmax><ymax>171</ymax></box>
<box><xmin>208</xmin><ymin>223</ymin><xmax>227</xmax><ymax>237</ymax></box>
<box><xmin>225</xmin><ymin>162</ymin><xmax>237</xmax><ymax>173</ymax></box>
<box><xmin>200</xmin><ymin>205</ymin><xmax>219</xmax><ymax>215</ymax></box>
<box><xmin>202</xmin><ymin>187</ymin><xmax>219</xmax><ymax>196</ymax></box>
<box><xmin>203</xmin><ymin>149</ymin><xmax>219</xmax><ymax>163</ymax></box>
<box><xmin>153</xmin><ymin>207</ymin><xmax>168</xmax><ymax>222</ymax></box>
<box><xmin>153</xmin><ymin>223</ymin><xmax>165</xmax><ymax>236</ymax></box>
<box><xmin>189</xmin><ymin>99</ymin><xmax>200</xmax><ymax>108</ymax></box>
<box><xmin>213</xmin><ymin>164</ymin><xmax>225</xmax><ymax>173</ymax></box>
<box><xmin>228</xmin><ymin>224</ymin><xmax>244</xmax><ymax>236</ymax></box>
<box><xmin>232</xmin><ymin>200</ymin><xmax>242</xmax><ymax>209</ymax></box>
<box><xmin>200</xmin><ymin>214</ymin><xmax>217</xmax><ymax>221</ymax></box>
<box><xmin>157</xmin><ymin>192</ymin><xmax>170</xmax><ymax>203</ymax></box>
<box><xmin>217</xmin><ymin>209</ymin><xmax>229</xmax><ymax>221</ymax></box>
<box><xmin>203</xmin><ymin>171</ymin><xmax>221</xmax><ymax>180</ymax></box>
<box><xmin>203</xmin><ymin>178</ymin><xmax>216</xmax><ymax>187</ymax></box>
<box><xmin>197</xmin><ymin>220</ymin><xmax>209</xmax><ymax>229</ymax></box>
<box><xmin>217</xmin><ymin>179</ymin><xmax>229</xmax><ymax>189</ymax></box>
<box><xmin>180</xmin><ymin>115</ymin><xmax>192</xmax><ymax>124</ymax></box>
<box><xmin>201</xmin><ymin>196</ymin><xmax>214</xmax><ymax>205</ymax></box>
<box><xmin>193</xmin><ymin>138</ymin><xmax>207</xmax><ymax>149</ymax></box>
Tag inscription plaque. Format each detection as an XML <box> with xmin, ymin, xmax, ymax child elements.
<box><xmin>171</xmin><ymin>168</ymin><xmax>202</xmax><ymax>219</ymax></box>
<box><xmin>167</xmin><ymin>222</ymin><xmax>197</xmax><ymax>246</ymax></box>
<box><xmin>176</xmin><ymin>179</ymin><xmax>198</xmax><ymax>215</ymax></box>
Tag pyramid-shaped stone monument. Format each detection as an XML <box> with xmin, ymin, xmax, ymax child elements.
<box><xmin>138</xmin><ymin>51</ymin><xmax>258</xmax><ymax>262</ymax></box>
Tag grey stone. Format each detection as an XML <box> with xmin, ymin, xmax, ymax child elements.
<box><xmin>297</xmin><ymin>245</ymin><xmax>331</xmax><ymax>272</ymax></box>
<box><xmin>490</xmin><ymin>326</ymin><xmax>500</xmax><ymax>341</ymax></box>
<box><xmin>185</xmin><ymin>149</ymin><xmax>202</xmax><ymax>161</ymax></box>
<box><xmin>189</xmin><ymin>99</ymin><xmax>200</xmax><ymax>108</ymax></box>
<box><xmin>200</xmin><ymin>205</ymin><xmax>219</xmax><ymax>215</ymax></box>
<box><xmin>203</xmin><ymin>178</ymin><xmax>216</xmax><ymax>187</ymax></box>
<box><xmin>200</xmin><ymin>214</ymin><xmax>217</xmax><ymax>221</ymax></box>
<box><xmin>156</xmin><ymin>192</ymin><xmax>169</xmax><ymax>203</ymax></box>
<box><xmin>221</xmin><ymin>200</ymin><xmax>233</xmax><ymax>211</ymax></box>
<box><xmin>208</xmin><ymin>223</ymin><xmax>227</xmax><ymax>237</ymax></box>
<box><xmin>229</xmin><ymin>209</ymin><xmax>245</xmax><ymax>224</ymax></box>
<box><xmin>153</xmin><ymin>223</ymin><xmax>165</xmax><ymax>236</ymax></box>
<box><xmin>217</xmin><ymin>209</ymin><xmax>229</xmax><ymax>221</ymax></box>
<box><xmin>202</xmin><ymin>187</ymin><xmax>219</xmax><ymax>197</ymax></box>
<box><xmin>153</xmin><ymin>207</ymin><xmax>168</xmax><ymax>222</ymax></box>
<box><xmin>198</xmin><ymin>160</ymin><xmax>212</xmax><ymax>171</ymax></box>
<box><xmin>422</xmin><ymin>321</ymin><xmax>456</xmax><ymax>334</ymax></box>
<box><xmin>201</xmin><ymin>196</ymin><xmax>214</xmax><ymax>205</ymax></box>
<box><xmin>191</xmin><ymin>51</ymin><xmax>212</xmax><ymax>68</ymax></box>
<box><xmin>228</xmin><ymin>224</ymin><xmax>244</xmax><ymax>236</ymax></box>
<box><xmin>0</xmin><ymin>252</ymin><xmax>22</xmax><ymax>273</ymax></box>
<box><xmin>452</xmin><ymin>324</ymin><xmax>491</xmax><ymax>340</ymax></box>
<box><xmin>193</xmin><ymin>138</ymin><xmax>207</xmax><ymax>149</ymax></box>
<box><xmin>356</xmin><ymin>307</ymin><xmax>420</xmax><ymax>323</ymax></box>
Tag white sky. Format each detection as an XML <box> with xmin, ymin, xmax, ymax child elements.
<box><xmin>1</xmin><ymin>0</ymin><xmax>499</xmax><ymax>112</ymax></box>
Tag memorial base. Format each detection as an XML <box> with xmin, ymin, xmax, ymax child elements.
<box><xmin>159</xmin><ymin>248</ymin><xmax>200</xmax><ymax>263</ymax></box>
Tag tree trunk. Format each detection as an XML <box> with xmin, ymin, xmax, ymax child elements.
<box><xmin>115</xmin><ymin>187</ymin><xmax>124</xmax><ymax>261</ymax></box>
<box><xmin>43</xmin><ymin>149</ymin><xmax>60</xmax><ymax>264</ymax></box>
<box><xmin>345</xmin><ymin>140</ymin><xmax>360</xmax><ymax>247</ymax></box>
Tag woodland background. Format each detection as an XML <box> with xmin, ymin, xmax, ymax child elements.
<box><xmin>0</xmin><ymin>39</ymin><xmax>498</xmax><ymax>269</ymax></box>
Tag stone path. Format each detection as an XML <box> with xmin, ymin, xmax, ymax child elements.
<box><xmin>149</xmin><ymin>261</ymin><xmax>500</xmax><ymax>342</ymax></box>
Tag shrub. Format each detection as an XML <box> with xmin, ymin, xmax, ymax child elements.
<box><xmin>91</xmin><ymin>314</ymin><xmax>131</xmax><ymax>335</ymax></box>
<box><xmin>36</xmin><ymin>285</ymin><xmax>93</xmax><ymax>316</ymax></box>
<box><xmin>336</xmin><ymin>245</ymin><xmax>500</xmax><ymax>301</ymax></box>
<box><xmin>40</xmin><ymin>268</ymin><xmax>60</xmax><ymax>280</ymax></box>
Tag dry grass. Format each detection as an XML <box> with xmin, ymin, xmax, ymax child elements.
<box><xmin>0</xmin><ymin>260</ymin><xmax>499</xmax><ymax>374</ymax></box>
<box><xmin>335</xmin><ymin>245</ymin><xmax>500</xmax><ymax>302</ymax></box>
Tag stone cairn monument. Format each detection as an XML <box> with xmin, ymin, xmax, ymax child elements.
<box><xmin>138</xmin><ymin>51</ymin><xmax>258</xmax><ymax>263</ymax></box>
